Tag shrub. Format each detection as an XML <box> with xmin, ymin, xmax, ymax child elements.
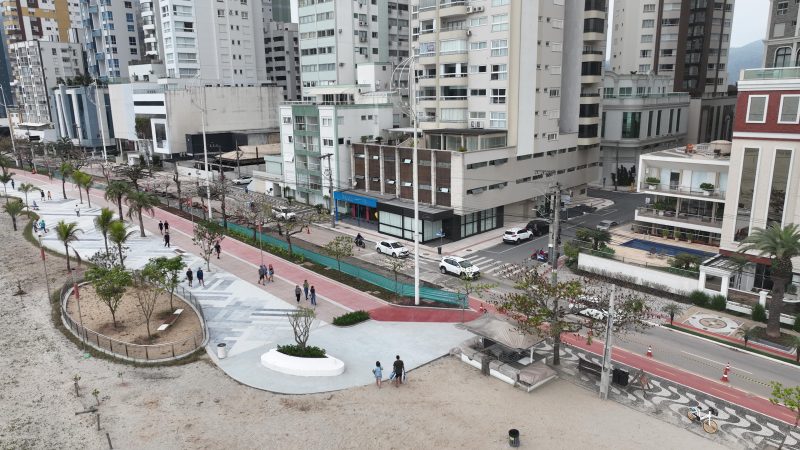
<box><xmin>277</xmin><ymin>344</ymin><xmax>327</xmax><ymax>358</ymax></box>
<box><xmin>645</xmin><ymin>177</ymin><xmax>660</xmax><ymax>185</ymax></box>
<box><xmin>794</xmin><ymin>313</ymin><xmax>800</xmax><ymax>332</ymax></box>
<box><xmin>688</xmin><ymin>290</ymin><xmax>709</xmax><ymax>307</ymax></box>
<box><xmin>752</xmin><ymin>303</ymin><xmax>767</xmax><ymax>323</ymax></box>
<box><xmin>710</xmin><ymin>295</ymin><xmax>727</xmax><ymax>311</ymax></box>
<box><xmin>332</xmin><ymin>310</ymin><xmax>370</xmax><ymax>326</ymax></box>
<box><xmin>699</xmin><ymin>182</ymin><xmax>715</xmax><ymax>191</ymax></box>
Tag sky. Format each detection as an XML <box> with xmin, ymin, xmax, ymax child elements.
<box><xmin>607</xmin><ymin>0</ymin><xmax>770</xmax><ymax>52</ymax></box>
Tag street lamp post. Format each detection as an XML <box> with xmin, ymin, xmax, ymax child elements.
<box><xmin>70</xmin><ymin>267</ymin><xmax>86</xmax><ymax>351</ymax></box>
<box><xmin>37</xmin><ymin>232</ymin><xmax>51</xmax><ymax>301</ymax></box>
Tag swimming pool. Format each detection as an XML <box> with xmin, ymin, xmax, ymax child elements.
<box><xmin>621</xmin><ymin>239</ymin><xmax>716</xmax><ymax>259</ymax></box>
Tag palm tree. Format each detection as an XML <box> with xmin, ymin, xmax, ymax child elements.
<box><xmin>3</xmin><ymin>199</ymin><xmax>24</xmax><ymax>231</ymax></box>
<box><xmin>105</xmin><ymin>180</ymin><xmax>130</xmax><ymax>219</ymax></box>
<box><xmin>736</xmin><ymin>325</ymin><xmax>759</xmax><ymax>349</ymax></box>
<box><xmin>94</xmin><ymin>207</ymin><xmax>115</xmax><ymax>255</ymax></box>
<box><xmin>787</xmin><ymin>334</ymin><xmax>800</xmax><ymax>362</ymax></box>
<box><xmin>59</xmin><ymin>162</ymin><xmax>73</xmax><ymax>200</ymax></box>
<box><xmin>16</xmin><ymin>183</ymin><xmax>37</xmax><ymax>208</ymax></box>
<box><xmin>125</xmin><ymin>191</ymin><xmax>158</xmax><ymax>237</ymax></box>
<box><xmin>54</xmin><ymin>220</ymin><xmax>82</xmax><ymax>270</ymax></box>
<box><xmin>71</xmin><ymin>171</ymin><xmax>85</xmax><ymax>204</ymax></box>
<box><xmin>0</xmin><ymin>172</ymin><xmax>14</xmax><ymax>203</ymax></box>
<box><xmin>742</xmin><ymin>224</ymin><xmax>800</xmax><ymax>339</ymax></box>
<box><xmin>661</xmin><ymin>302</ymin><xmax>684</xmax><ymax>325</ymax></box>
<box><xmin>75</xmin><ymin>172</ymin><xmax>94</xmax><ymax>207</ymax></box>
<box><xmin>107</xmin><ymin>220</ymin><xmax>136</xmax><ymax>269</ymax></box>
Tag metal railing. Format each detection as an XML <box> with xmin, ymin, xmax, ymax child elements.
<box><xmin>60</xmin><ymin>281</ymin><xmax>208</xmax><ymax>362</ymax></box>
<box><xmin>636</xmin><ymin>207</ymin><xmax>722</xmax><ymax>227</ymax></box>
<box><xmin>640</xmin><ymin>182</ymin><xmax>726</xmax><ymax>199</ymax></box>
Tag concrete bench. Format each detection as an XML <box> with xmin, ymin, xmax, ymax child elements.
<box><xmin>157</xmin><ymin>309</ymin><xmax>184</xmax><ymax>332</ymax></box>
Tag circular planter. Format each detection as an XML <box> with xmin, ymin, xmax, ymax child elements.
<box><xmin>260</xmin><ymin>348</ymin><xmax>345</xmax><ymax>377</ymax></box>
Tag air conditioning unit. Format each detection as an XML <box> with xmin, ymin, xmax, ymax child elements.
<box><xmin>466</xmin><ymin>29</ymin><xmax>471</xmax><ymax>36</ymax></box>
<box><xmin>466</xmin><ymin>6</ymin><xmax>474</xmax><ymax>12</ymax></box>
<box><xmin>339</xmin><ymin>62</ymin><xmax>345</xmax><ymax>66</ymax></box>
<box><xmin>359</xmin><ymin>21</ymin><xmax>367</xmax><ymax>26</ymax></box>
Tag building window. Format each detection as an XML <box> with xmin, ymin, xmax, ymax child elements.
<box><xmin>746</xmin><ymin>95</ymin><xmax>768</xmax><ymax>123</ymax></box>
<box><xmin>490</xmin><ymin>64</ymin><xmax>507</xmax><ymax>80</ymax></box>
<box><xmin>647</xmin><ymin>110</ymin><xmax>653</xmax><ymax>137</ymax></box>
<box><xmin>491</xmin><ymin>14</ymin><xmax>509</xmax><ymax>32</ymax></box>
<box><xmin>643</xmin><ymin>4</ymin><xmax>655</xmax><ymax>12</ymax></box>
<box><xmin>676</xmin><ymin>109</ymin><xmax>681</xmax><ymax>133</ymax></box>
<box><xmin>490</xmin><ymin>89</ymin><xmax>506</xmax><ymax>104</ymax></box>
<box><xmin>768</xmin><ymin>149</ymin><xmax>792</xmax><ymax>228</ymax></box>
<box><xmin>668</xmin><ymin>109</ymin><xmax>674</xmax><ymax>134</ymax></box>
<box><xmin>642</xmin><ymin>19</ymin><xmax>654</xmax><ymax>28</ymax></box>
<box><xmin>779</xmin><ymin>95</ymin><xmax>800</xmax><ymax>123</ymax></box>
<box><xmin>641</xmin><ymin>34</ymin><xmax>653</xmax><ymax>43</ymax></box>
<box><xmin>489</xmin><ymin>112</ymin><xmax>506</xmax><ymax>129</ymax></box>
<box><xmin>777</xmin><ymin>1</ymin><xmax>789</xmax><ymax>15</ymax></box>
<box><xmin>621</xmin><ymin>112</ymin><xmax>641</xmax><ymax>138</ymax></box>
<box><xmin>639</xmin><ymin>64</ymin><xmax>651</xmax><ymax>73</ymax></box>
<box><xmin>774</xmin><ymin>47</ymin><xmax>792</xmax><ymax>67</ymax></box>
<box><xmin>490</xmin><ymin>40</ymin><xmax>508</xmax><ymax>57</ymax></box>
<box><xmin>734</xmin><ymin>148</ymin><xmax>759</xmax><ymax>241</ymax></box>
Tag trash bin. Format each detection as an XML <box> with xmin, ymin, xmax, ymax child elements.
<box><xmin>612</xmin><ymin>368</ymin><xmax>629</xmax><ymax>386</ymax></box>
<box><xmin>438</xmin><ymin>246</ymin><xmax>442</xmax><ymax>255</ymax></box>
<box><xmin>217</xmin><ymin>343</ymin><xmax>228</xmax><ymax>359</ymax></box>
<box><xmin>508</xmin><ymin>429</ymin><xmax>520</xmax><ymax>447</ymax></box>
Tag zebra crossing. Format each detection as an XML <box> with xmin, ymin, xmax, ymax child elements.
<box><xmin>462</xmin><ymin>254</ymin><xmax>542</xmax><ymax>279</ymax></box>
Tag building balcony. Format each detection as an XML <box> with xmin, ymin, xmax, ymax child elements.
<box><xmin>583</xmin><ymin>31</ymin><xmax>605</xmax><ymax>42</ymax></box>
<box><xmin>582</xmin><ymin>51</ymin><xmax>604</xmax><ymax>62</ymax></box>
<box><xmin>635</xmin><ymin>207</ymin><xmax>722</xmax><ymax>231</ymax></box>
<box><xmin>577</xmin><ymin>136</ymin><xmax>600</xmax><ymax>146</ymax></box>
<box><xmin>438</xmin><ymin>28</ymin><xmax>467</xmax><ymax>40</ymax></box>
<box><xmin>639</xmin><ymin>182</ymin><xmax>726</xmax><ymax>201</ymax></box>
<box><xmin>437</xmin><ymin>1</ymin><xmax>467</xmax><ymax>17</ymax></box>
<box><xmin>741</xmin><ymin>67</ymin><xmax>800</xmax><ymax>81</ymax></box>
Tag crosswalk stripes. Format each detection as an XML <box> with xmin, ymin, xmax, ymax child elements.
<box><xmin>462</xmin><ymin>254</ymin><xmax>539</xmax><ymax>277</ymax></box>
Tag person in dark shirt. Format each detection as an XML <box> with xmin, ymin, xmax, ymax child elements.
<box><xmin>393</xmin><ymin>355</ymin><xmax>404</xmax><ymax>387</ymax></box>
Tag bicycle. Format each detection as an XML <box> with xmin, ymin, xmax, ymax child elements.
<box><xmin>687</xmin><ymin>405</ymin><xmax>719</xmax><ymax>433</ymax></box>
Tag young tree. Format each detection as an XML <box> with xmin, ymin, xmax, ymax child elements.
<box><xmin>232</xmin><ymin>192</ymin><xmax>270</xmax><ymax>239</ymax></box>
<box><xmin>3</xmin><ymin>199</ymin><xmax>24</xmax><ymax>231</ymax></box>
<box><xmin>192</xmin><ymin>220</ymin><xmax>225</xmax><ymax>270</ymax></box>
<box><xmin>736</xmin><ymin>325</ymin><xmax>759</xmax><ymax>349</ymax></box>
<box><xmin>131</xmin><ymin>263</ymin><xmax>165</xmax><ymax>339</ymax></box>
<box><xmin>742</xmin><ymin>224</ymin><xmax>800</xmax><ymax>338</ymax></box>
<box><xmin>117</xmin><ymin>163</ymin><xmax>150</xmax><ymax>191</ymax></box>
<box><xmin>107</xmin><ymin>220</ymin><xmax>136</xmax><ymax>269</ymax></box>
<box><xmin>94</xmin><ymin>207</ymin><xmax>116</xmax><ymax>256</ymax></box>
<box><xmin>670</xmin><ymin>253</ymin><xmax>700</xmax><ymax>271</ymax></box>
<box><xmin>769</xmin><ymin>381</ymin><xmax>800</xmax><ymax>449</ymax></box>
<box><xmin>85</xmin><ymin>265</ymin><xmax>131</xmax><ymax>328</ymax></box>
<box><xmin>287</xmin><ymin>307</ymin><xmax>316</xmax><ymax>349</ymax></box>
<box><xmin>455</xmin><ymin>277</ymin><xmax>496</xmax><ymax>321</ymax></box>
<box><xmin>575</xmin><ymin>228</ymin><xmax>611</xmax><ymax>251</ymax></box>
<box><xmin>104</xmin><ymin>180</ymin><xmax>130</xmax><ymax>220</ymax></box>
<box><xmin>98</xmin><ymin>162</ymin><xmax>115</xmax><ymax>185</ymax></box>
<box><xmin>151</xmin><ymin>256</ymin><xmax>186</xmax><ymax>310</ymax></box>
<box><xmin>322</xmin><ymin>235</ymin><xmax>353</xmax><ymax>271</ymax></box>
<box><xmin>16</xmin><ymin>183</ymin><xmax>37</xmax><ymax>208</ymax></box>
<box><xmin>125</xmin><ymin>191</ymin><xmax>158</xmax><ymax>237</ymax></box>
<box><xmin>0</xmin><ymin>171</ymin><xmax>14</xmax><ymax>203</ymax></box>
<box><xmin>54</xmin><ymin>220</ymin><xmax>82</xmax><ymax>270</ymax></box>
<box><xmin>71</xmin><ymin>170</ymin><xmax>85</xmax><ymax>204</ymax></box>
<box><xmin>382</xmin><ymin>255</ymin><xmax>409</xmax><ymax>301</ymax></box>
<box><xmin>280</xmin><ymin>211</ymin><xmax>319</xmax><ymax>255</ymax></box>
<box><xmin>59</xmin><ymin>162</ymin><xmax>74</xmax><ymax>200</ymax></box>
<box><xmin>210</xmin><ymin>174</ymin><xmax>235</xmax><ymax>230</ymax></box>
<box><xmin>75</xmin><ymin>171</ymin><xmax>94</xmax><ymax>208</ymax></box>
<box><xmin>172</xmin><ymin>164</ymin><xmax>183</xmax><ymax>212</ymax></box>
<box><xmin>661</xmin><ymin>302</ymin><xmax>684</xmax><ymax>325</ymax></box>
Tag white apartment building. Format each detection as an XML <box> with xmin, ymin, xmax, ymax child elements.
<box><xmin>600</xmin><ymin>71</ymin><xmax>690</xmax><ymax>185</ymax></box>
<box><xmin>80</xmin><ymin>0</ymin><xmax>142</xmax><ymax>80</ymax></box>
<box><xmin>297</xmin><ymin>0</ymin><xmax>410</xmax><ymax>88</ymax></box>
<box><xmin>264</xmin><ymin>21</ymin><xmax>301</xmax><ymax>100</ymax></box>
<box><xmin>9</xmin><ymin>40</ymin><xmax>84</xmax><ymax>125</ymax></box>
<box><xmin>139</xmin><ymin>0</ymin><xmax>163</xmax><ymax>60</ymax></box>
<box><xmin>610</xmin><ymin>0</ymin><xmax>734</xmax><ymax>97</ymax></box>
<box><xmin>51</xmin><ymin>83</ymin><xmax>113</xmax><ymax>151</ymax></box>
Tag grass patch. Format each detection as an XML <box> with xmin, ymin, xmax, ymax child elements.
<box><xmin>664</xmin><ymin>324</ymin><xmax>800</xmax><ymax>365</ymax></box>
<box><xmin>750</xmin><ymin>326</ymin><xmax>800</xmax><ymax>349</ymax></box>
<box><xmin>332</xmin><ymin>310</ymin><xmax>370</xmax><ymax>326</ymax></box>
<box><xmin>277</xmin><ymin>344</ymin><xmax>327</xmax><ymax>358</ymax></box>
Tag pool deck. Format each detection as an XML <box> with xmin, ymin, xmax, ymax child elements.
<box><xmin>608</xmin><ymin>227</ymin><xmax>719</xmax><ymax>267</ymax></box>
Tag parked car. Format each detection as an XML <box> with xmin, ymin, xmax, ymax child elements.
<box><xmin>232</xmin><ymin>176</ymin><xmax>252</xmax><ymax>185</ymax></box>
<box><xmin>439</xmin><ymin>256</ymin><xmax>480</xmax><ymax>279</ymax></box>
<box><xmin>273</xmin><ymin>206</ymin><xmax>296</xmax><ymax>221</ymax></box>
<box><xmin>376</xmin><ymin>240</ymin><xmax>409</xmax><ymax>258</ymax></box>
<box><xmin>578</xmin><ymin>308</ymin><xmax>608</xmax><ymax>321</ymax></box>
<box><xmin>568</xmin><ymin>295</ymin><xmax>600</xmax><ymax>311</ymax></box>
<box><xmin>596</xmin><ymin>220</ymin><xmax>618</xmax><ymax>231</ymax></box>
<box><xmin>503</xmin><ymin>227</ymin><xmax>533</xmax><ymax>243</ymax></box>
<box><xmin>526</xmin><ymin>219</ymin><xmax>550</xmax><ymax>236</ymax></box>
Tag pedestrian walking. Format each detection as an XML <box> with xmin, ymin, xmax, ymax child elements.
<box><xmin>197</xmin><ymin>267</ymin><xmax>205</xmax><ymax>287</ymax></box>
<box><xmin>164</xmin><ymin>220</ymin><xmax>170</xmax><ymax>232</ymax></box>
<box><xmin>268</xmin><ymin>264</ymin><xmax>274</xmax><ymax>282</ymax></box>
<box><xmin>40</xmin><ymin>190</ymin><xmax>44</xmax><ymax>201</ymax></box>
<box><xmin>33</xmin><ymin>221</ymin><xmax>38</xmax><ymax>233</ymax></box>
<box><xmin>46</xmin><ymin>191</ymin><xmax>52</xmax><ymax>200</ymax></box>
<box><xmin>310</xmin><ymin>286</ymin><xmax>316</xmax><ymax>306</ymax></box>
<box><xmin>294</xmin><ymin>285</ymin><xmax>301</xmax><ymax>303</ymax></box>
<box><xmin>392</xmin><ymin>355</ymin><xmax>405</xmax><ymax>387</ymax></box>
<box><xmin>75</xmin><ymin>205</ymin><xmax>80</xmax><ymax>217</ymax></box>
<box><xmin>186</xmin><ymin>268</ymin><xmax>194</xmax><ymax>287</ymax></box>
<box><xmin>214</xmin><ymin>241</ymin><xmax>221</xmax><ymax>259</ymax></box>
<box><xmin>164</xmin><ymin>231</ymin><xmax>171</xmax><ymax>247</ymax></box>
<box><xmin>158</xmin><ymin>221</ymin><xmax>164</xmax><ymax>234</ymax></box>
<box><xmin>303</xmin><ymin>280</ymin><xmax>309</xmax><ymax>300</ymax></box>
<box><xmin>373</xmin><ymin>361</ymin><xmax>383</xmax><ymax>389</ymax></box>
<box><xmin>10</xmin><ymin>179</ymin><xmax>14</xmax><ymax>189</ymax></box>
<box><xmin>258</xmin><ymin>264</ymin><xmax>266</xmax><ymax>285</ymax></box>
<box><xmin>39</xmin><ymin>219</ymin><xmax>45</xmax><ymax>231</ymax></box>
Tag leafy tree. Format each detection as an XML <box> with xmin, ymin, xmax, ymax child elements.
<box><xmin>125</xmin><ymin>191</ymin><xmax>158</xmax><ymax>237</ymax></box>
<box><xmin>210</xmin><ymin>174</ymin><xmax>235</xmax><ymax>229</ymax></box>
<box><xmin>669</xmin><ymin>253</ymin><xmax>701</xmax><ymax>271</ymax></box>
<box><xmin>769</xmin><ymin>381</ymin><xmax>800</xmax><ymax>448</ymax></box>
<box><xmin>54</xmin><ymin>220</ymin><xmax>82</xmax><ymax>270</ymax></box>
<box><xmin>661</xmin><ymin>302</ymin><xmax>684</xmax><ymax>325</ymax></box>
<box><xmin>59</xmin><ymin>162</ymin><xmax>74</xmax><ymax>200</ymax></box>
<box><xmin>74</xmin><ymin>171</ymin><xmax>94</xmax><ymax>207</ymax></box>
<box><xmin>0</xmin><ymin>171</ymin><xmax>14</xmax><ymax>203</ymax></box>
<box><xmin>742</xmin><ymin>224</ymin><xmax>800</xmax><ymax>338</ymax></box>
<box><xmin>172</xmin><ymin>164</ymin><xmax>183</xmax><ymax>212</ymax></box>
<box><xmin>736</xmin><ymin>325</ymin><xmax>759</xmax><ymax>349</ymax></box>
<box><xmin>131</xmin><ymin>262</ymin><xmax>166</xmax><ymax>339</ymax></box>
<box><xmin>151</xmin><ymin>256</ymin><xmax>186</xmax><ymax>310</ymax></box>
<box><xmin>107</xmin><ymin>220</ymin><xmax>136</xmax><ymax>269</ymax></box>
<box><xmin>753</xmin><ymin>302</ymin><xmax>768</xmax><ymax>322</ymax></box>
<box><xmin>455</xmin><ymin>277</ymin><xmax>496</xmax><ymax>321</ymax></box>
<box><xmin>192</xmin><ymin>220</ymin><xmax>225</xmax><ymax>270</ymax></box>
<box><xmin>322</xmin><ymin>235</ymin><xmax>353</xmax><ymax>271</ymax></box>
<box><xmin>117</xmin><ymin>163</ymin><xmax>150</xmax><ymax>191</ymax></box>
<box><xmin>93</xmin><ymin>207</ymin><xmax>115</xmax><ymax>255</ymax></box>
<box><xmin>287</xmin><ymin>307</ymin><xmax>316</xmax><ymax>349</ymax></box>
<box><xmin>575</xmin><ymin>228</ymin><xmax>611</xmax><ymax>251</ymax></box>
<box><xmin>279</xmin><ymin>211</ymin><xmax>320</xmax><ymax>255</ymax></box>
<box><xmin>85</xmin><ymin>265</ymin><xmax>131</xmax><ymax>328</ymax></box>
<box><xmin>16</xmin><ymin>183</ymin><xmax>37</xmax><ymax>208</ymax></box>
<box><xmin>232</xmin><ymin>192</ymin><xmax>271</xmax><ymax>239</ymax></box>
<box><xmin>105</xmin><ymin>180</ymin><xmax>131</xmax><ymax>219</ymax></box>
<box><xmin>3</xmin><ymin>199</ymin><xmax>24</xmax><ymax>231</ymax></box>
<box><xmin>382</xmin><ymin>255</ymin><xmax>409</xmax><ymax>301</ymax></box>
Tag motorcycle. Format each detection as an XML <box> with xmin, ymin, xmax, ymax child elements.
<box><xmin>531</xmin><ymin>249</ymin><xmax>549</xmax><ymax>262</ymax></box>
<box><xmin>354</xmin><ymin>237</ymin><xmax>366</xmax><ymax>249</ymax></box>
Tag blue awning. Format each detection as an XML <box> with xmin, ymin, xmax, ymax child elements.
<box><xmin>333</xmin><ymin>191</ymin><xmax>377</xmax><ymax>208</ymax></box>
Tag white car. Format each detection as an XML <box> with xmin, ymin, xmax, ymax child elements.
<box><xmin>376</xmin><ymin>240</ymin><xmax>409</xmax><ymax>258</ymax></box>
<box><xmin>503</xmin><ymin>227</ymin><xmax>533</xmax><ymax>243</ymax></box>
<box><xmin>579</xmin><ymin>308</ymin><xmax>608</xmax><ymax>321</ymax></box>
<box><xmin>568</xmin><ymin>295</ymin><xmax>600</xmax><ymax>311</ymax></box>
<box><xmin>273</xmin><ymin>206</ymin><xmax>296</xmax><ymax>221</ymax></box>
<box><xmin>232</xmin><ymin>176</ymin><xmax>252</xmax><ymax>185</ymax></box>
<box><xmin>439</xmin><ymin>256</ymin><xmax>480</xmax><ymax>279</ymax></box>
<box><xmin>596</xmin><ymin>220</ymin><xmax>618</xmax><ymax>231</ymax></box>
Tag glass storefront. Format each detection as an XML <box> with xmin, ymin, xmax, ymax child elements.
<box><xmin>378</xmin><ymin>211</ymin><xmax>442</xmax><ymax>242</ymax></box>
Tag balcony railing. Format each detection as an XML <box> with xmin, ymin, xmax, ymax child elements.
<box><xmin>640</xmin><ymin>182</ymin><xmax>726</xmax><ymax>199</ymax></box>
<box><xmin>742</xmin><ymin>67</ymin><xmax>800</xmax><ymax>81</ymax></box>
<box><xmin>294</xmin><ymin>123</ymin><xmax>319</xmax><ymax>132</ymax></box>
<box><xmin>439</xmin><ymin>95</ymin><xmax>467</xmax><ymax>100</ymax></box>
<box><xmin>636</xmin><ymin>207</ymin><xmax>722</xmax><ymax>228</ymax></box>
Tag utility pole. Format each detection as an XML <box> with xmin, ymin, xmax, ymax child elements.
<box><xmin>320</xmin><ymin>153</ymin><xmax>335</xmax><ymax>228</ymax></box>
<box><xmin>549</xmin><ymin>182</ymin><xmax>562</xmax><ymax>365</ymax></box>
<box><xmin>599</xmin><ymin>285</ymin><xmax>616</xmax><ymax>400</ymax></box>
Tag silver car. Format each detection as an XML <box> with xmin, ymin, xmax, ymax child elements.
<box><xmin>596</xmin><ymin>220</ymin><xmax>618</xmax><ymax>231</ymax></box>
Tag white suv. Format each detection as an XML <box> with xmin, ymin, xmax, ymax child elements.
<box><xmin>376</xmin><ymin>240</ymin><xmax>409</xmax><ymax>258</ymax></box>
<box><xmin>503</xmin><ymin>227</ymin><xmax>533</xmax><ymax>243</ymax></box>
<box><xmin>273</xmin><ymin>206</ymin><xmax>296</xmax><ymax>221</ymax></box>
<box><xmin>439</xmin><ymin>256</ymin><xmax>480</xmax><ymax>279</ymax></box>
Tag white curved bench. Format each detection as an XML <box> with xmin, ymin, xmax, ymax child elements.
<box><xmin>260</xmin><ymin>348</ymin><xmax>345</xmax><ymax>377</ymax></box>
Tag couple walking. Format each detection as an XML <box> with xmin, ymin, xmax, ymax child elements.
<box><xmin>295</xmin><ymin>280</ymin><xmax>316</xmax><ymax>306</ymax></box>
<box><xmin>372</xmin><ymin>355</ymin><xmax>405</xmax><ymax>389</ymax></box>
<box><xmin>258</xmin><ymin>264</ymin><xmax>274</xmax><ymax>284</ymax></box>
<box><xmin>186</xmin><ymin>267</ymin><xmax>205</xmax><ymax>287</ymax></box>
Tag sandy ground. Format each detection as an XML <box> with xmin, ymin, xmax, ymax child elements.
<box><xmin>0</xmin><ymin>212</ymin><xmax>725</xmax><ymax>450</ymax></box>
